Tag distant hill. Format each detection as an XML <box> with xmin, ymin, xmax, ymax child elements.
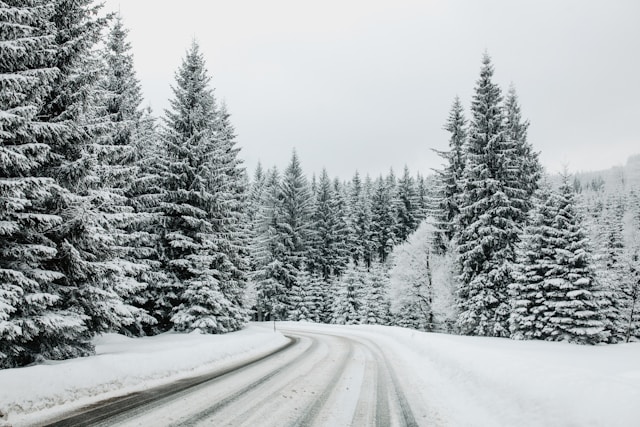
<box><xmin>569</xmin><ymin>154</ymin><xmax>640</xmax><ymax>193</ymax></box>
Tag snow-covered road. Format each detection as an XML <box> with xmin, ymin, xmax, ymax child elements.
<box><xmin>45</xmin><ymin>327</ymin><xmax>418</xmax><ymax>427</ymax></box>
<box><xmin>6</xmin><ymin>322</ymin><xmax>640</xmax><ymax>426</ymax></box>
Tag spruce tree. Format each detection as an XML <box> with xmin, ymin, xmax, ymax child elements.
<box><xmin>207</xmin><ymin>101</ymin><xmax>250</xmax><ymax>330</ymax></box>
<box><xmin>593</xmin><ymin>195</ymin><xmax>627</xmax><ymax>342</ymax></box>
<box><xmin>510</xmin><ymin>177</ymin><xmax>606</xmax><ymax>344</ymax></box>
<box><xmin>331</xmin><ymin>261</ymin><xmax>362</xmax><ymax>325</ymax></box>
<box><xmin>348</xmin><ymin>172</ymin><xmax>374</xmax><ymax>267</ymax></box>
<box><xmin>371</xmin><ymin>174</ymin><xmax>396</xmax><ymax>263</ymax></box>
<box><xmin>275</xmin><ymin>150</ymin><xmax>314</xmax><ymax>316</ymax></box>
<box><xmin>454</xmin><ymin>54</ymin><xmax>529</xmax><ymax>337</ymax></box>
<box><xmin>544</xmin><ymin>176</ymin><xmax>606</xmax><ymax>343</ymax></box>
<box><xmin>36</xmin><ymin>0</ymin><xmax>143</xmax><ymax>355</ymax></box>
<box><xmin>126</xmin><ymin>107</ymin><xmax>170</xmax><ymax>334</ymax></box>
<box><xmin>360</xmin><ymin>262</ymin><xmax>391</xmax><ymax>325</ymax></box>
<box><xmin>94</xmin><ymin>14</ymin><xmax>155</xmax><ymax>335</ymax></box>
<box><xmin>509</xmin><ymin>183</ymin><xmax>556</xmax><ymax>340</ymax></box>
<box><xmin>432</xmin><ymin>96</ymin><xmax>466</xmax><ymax>253</ymax></box>
<box><xmin>0</xmin><ymin>0</ymin><xmax>89</xmax><ymax>367</ymax></box>
<box><xmin>308</xmin><ymin>169</ymin><xmax>348</xmax><ymax>279</ymax></box>
<box><xmin>252</xmin><ymin>167</ymin><xmax>288</xmax><ymax>320</ymax></box>
<box><xmin>394</xmin><ymin>166</ymin><xmax>419</xmax><ymax>243</ymax></box>
<box><xmin>503</xmin><ymin>85</ymin><xmax>541</xmax><ymax>204</ymax></box>
<box><xmin>162</xmin><ymin>41</ymin><xmax>247</xmax><ymax>333</ymax></box>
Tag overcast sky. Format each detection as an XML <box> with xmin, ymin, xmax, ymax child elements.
<box><xmin>102</xmin><ymin>0</ymin><xmax>639</xmax><ymax>179</ymax></box>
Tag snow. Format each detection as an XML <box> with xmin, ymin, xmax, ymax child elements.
<box><xmin>1</xmin><ymin>322</ymin><xmax>639</xmax><ymax>426</ymax></box>
<box><xmin>278</xmin><ymin>322</ymin><xmax>640</xmax><ymax>427</ymax></box>
<box><xmin>0</xmin><ymin>325</ymin><xmax>287</xmax><ymax>426</ymax></box>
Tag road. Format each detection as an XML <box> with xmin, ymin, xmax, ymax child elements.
<box><xmin>42</xmin><ymin>327</ymin><xmax>419</xmax><ymax>427</ymax></box>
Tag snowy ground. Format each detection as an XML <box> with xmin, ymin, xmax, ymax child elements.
<box><xmin>0</xmin><ymin>325</ymin><xmax>288</xmax><ymax>426</ymax></box>
<box><xmin>1</xmin><ymin>322</ymin><xmax>639</xmax><ymax>426</ymax></box>
<box><xmin>280</xmin><ymin>322</ymin><xmax>640</xmax><ymax>426</ymax></box>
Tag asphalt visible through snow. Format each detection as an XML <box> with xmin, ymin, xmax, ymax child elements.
<box><xmin>41</xmin><ymin>328</ymin><xmax>418</xmax><ymax>427</ymax></box>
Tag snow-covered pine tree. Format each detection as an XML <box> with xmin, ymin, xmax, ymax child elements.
<box><xmin>454</xmin><ymin>54</ymin><xmax>530</xmax><ymax>337</ymax></box>
<box><xmin>511</xmin><ymin>175</ymin><xmax>606</xmax><ymax>344</ymax></box>
<box><xmin>34</xmin><ymin>0</ymin><xmax>146</xmax><ymax>355</ymax></box>
<box><xmin>543</xmin><ymin>175</ymin><xmax>606</xmax><ymax>343</ymax></box>
<box><xmin>311</xmin><ymin>271</ymin><xmax>332</xmax><ymax>323</ymax></box>
<box><xmin>0</xmin><ymin>0</ymin><xmax>90</xmax><ymax>368</ymax></box>
<box><xmin>162</xmin><ymin>41</ymin><xmax>247</xmax><ymax>333</ymax></box>
<box><xmin>415</xmin><ymin>173</ymin><xmax>429</xmax><ymax>225</ymax></box>
<box><xmin>394</xmin><ymin>165</ymin><xmax>419</xmax><ymax>243</ymax></box>
<box><xmin>125</xmin><ymin>107</ymin><xmax>168</xmax><ymax>335</ymax></box>
<box><xmin>432</xmin><ymin>96</ymin><xmax>466</xmax><ymax>254</ymax></box>
<box><xmin>206</xmin><ymin>100</ymin><xmax>249</xmax><ymax>330</ymax></box>
<box><xmin>252</xmin><ymin>167</ymin><xmax>288</xmax><ymax>320</ymax></box>
<box><xmin>593</xmin><ymin>194</ymin><xmax>627</xmax><ymax>342</ymax></box>
<box><xmin>509</xmin><ymin>183</ymin><xmax>555</xmax><ymax>340</ymax></box>
<box><xmin>503</xmin><ymin>85</ymin><xmax>541</xmax><ymax>204</ymax></box>
<box><xmin>331</xmin><ymin>261</ymin><xmax>363</xmax><ymax>325</ymax></box>
<box><xmin>371</xmin><ymin>174</ymin><xmax>397</xmax><ymax>263</ymax></box>
<box><xmin>288</xmin><ymin>264</ymin><xmax>320</xmax><ymax>322</ymax></box>
<box><xmin>348</xmin><ymin>171</ymin><xmax>374</xmax><ymax>267</ymax></box>
<box><xmin>247</xmin><ymin>163</ymin><xmax>267</xmax><ymax>237</ymax></box>
<box><xmin>308</xmin><ymin>169</ymin><xmax>348</xmax><ymax>279</ymax></box>
<box><xmin>331</xmin><ymin>178</ymin><xmax>350</xmax><ymax>277</ymax></box>
<box><xmin>93</xmin><ymin>14</ymin><xmax>156</xmax><ymax>335</ymax></box>
<box><xmin>274</xmin><ymin>150</ymin><xmax>314</xmax><ymax>317</ymax></box>
<box><xmin>359</xmin><ymin>262</ymin><xmax>391</xmax><ymax>325</ymax></box>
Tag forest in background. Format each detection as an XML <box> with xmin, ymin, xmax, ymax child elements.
<box><xmin>1</xmin><ymin>0</ymin><xmax>639</xmax><ymax>369</ymax></box>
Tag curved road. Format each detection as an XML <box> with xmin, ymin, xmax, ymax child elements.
<box><xmin>44</xmin><ymin>328</ymin><xmax>418</xmax><ymax>427</ymax></box>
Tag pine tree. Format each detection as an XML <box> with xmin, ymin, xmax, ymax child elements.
<box><xmin>162</xmin><ymin>41</ymin><xmax>247</xmax><ymax>333</ymax></box>
<box><xmin>348</xmin><ymin>172</ymin><xmax>374</xmax><ymax>267</ymax></box>
<box><xmin>371</xmin><ymin>174</ymin><xmax>397</xmax><ymax>263</ymax></box>
<box><xmin>331</xmin><ymin>261</ymin><xmax>362</xmax><ymax>325</ymax></box>
<box><xmin>308</xmin><ymin>169</ymin><xmax>348</xmax><ymax>279</ymax></box>
<box><xmin>509</xmin><ymin>183</ymin><xmax>556</xmax><ymax>340</ymax></box>
<box><xmin>432</xmin><ymin>96</ymin><xmax>466</xmax><ymax>253</ymax></box>
<box><xmin>274</xmin><ymin>150</ymin><xmax>314</xmax><ymax>316</ymax></box>
<box><xmin>593</xmin><ymin>194</ymin><xmax>627</xmax><ymax>342</ymax></box>
<box><xmin>394</xmin><ymin>166</ymin><xmax>419</xmax><ymax>243</ymax></box>
<box><xmin>93</xmin><ymin>14</ymin><xmax>155</xmax><ymax>335</ymax></box>
<box><xmin>0</xmin><ymin>0</ymin><xmax>91</xmax><ymax>367</ymax></box>
<box><xmin>415</xmin><ymin>173</ymin><xmax>429</xmax><ymax>224</ymax></box>
<box><xmin>207</xmin><ymin>100</ymin><xmax>249</xmax><ymax>330</ymax></box>
<box><xmin>360</xmin><ymin>262</ymin><xmax>391</xmax><ymax>325</ymax></box>
<box><xmin>454</xmin><ymin>54</ymin><xmax>529</xmax><ymax>337</ymax></box>
<box><xmin>288</xmin><ymin>264</ymin><xmax>320</xmax><ymax>322</ymax></box>
<box><xmin>125</xmin><ymin>107</ymin><xmax>171</xmax><ymax>334</ymax></box>
<box><xmin>252</xmin><ymin>167</ymin><xmax>288</xmax><ymax>320</ymax></box>
<box><xmin>503</xmin><ymin>85</ymin><xmax>541</xmax><ymax>204</ymax></box>
<box><xmin>34</xmin><ymin>0</ymin><xmax>145</xmax><ymax>356</ymax></box>
<box><xmin>331</xmin><ymin>178</ymin><xmax>350</xmax><ymax>277</ymax></box>
<box><xmin>510</xmin><ymin>177</ymin><xmax>606</xmax><ymax>344</ymax></box>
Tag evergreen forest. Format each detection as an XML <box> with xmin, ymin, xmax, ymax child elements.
<box><xmin>1</xmin><ymin>0</ymin><xmax>639</xmax><ymax>369</ymax></box>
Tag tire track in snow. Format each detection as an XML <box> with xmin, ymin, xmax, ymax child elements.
<box><xmin>41</xmin><ymin>336</ymin><xmax>299</xmax><ymax>427</ymax></box>
<box><xmin>294</xmin><ymin>329</ymin><xmax>418</xmax><ymax>426</ymax></box>
<box><xmin>288</xmin><ymin>336</ymin><xmax>355</xmax><ymax>427</ymax></box>
<box><xmin>353</xmin><ymin>335</ymin><xmax>419</xmax><ymax>427</ymax></box>
<box><xmin>174</xmin><ymin>333</ymin><xmax>328</xmax><ymax>426</ymax></box>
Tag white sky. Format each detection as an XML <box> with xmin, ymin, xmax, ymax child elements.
<box><xmin>102</xmin><ymin>0</ymin><xmax>640</xmax><ymax>179</ymax></box>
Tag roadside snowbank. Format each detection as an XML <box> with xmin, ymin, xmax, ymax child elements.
<box><xmin>279</xmin><ymin>322</ymin><xmax>640</xmax><ymax>427</ymax></box>
<box><xmin>0</xmin><ymin>325</ymin><xmax>287</xmax><ymax>426</ymax></box>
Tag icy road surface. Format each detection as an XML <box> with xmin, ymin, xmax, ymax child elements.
<box><xmin>47</xmin><ymin>326</ymin><xmax>421</xmax><ymax>427</ymax></box>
